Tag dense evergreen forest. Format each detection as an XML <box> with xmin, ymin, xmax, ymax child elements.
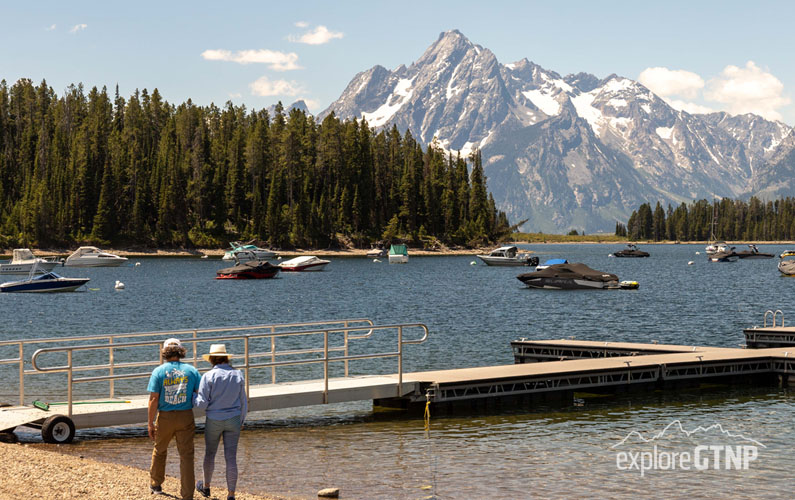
<box><xmin>619</xmin><ymin>197</ymin><xmax>795</xmax><ymax>241</ymax></box>
<box><xmin>0</xmin><ymin>78</ymin><xmax>510</xmax><ymax>249</ymax></box>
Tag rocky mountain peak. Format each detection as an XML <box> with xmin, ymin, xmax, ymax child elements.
<box><xmin>321</xmin><ymin>30</ymin><xmax>795</xmax><ymax>232</ymax></box>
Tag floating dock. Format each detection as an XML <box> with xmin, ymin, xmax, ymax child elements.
<box><xmin>1</xmin><ymin>315</ymin><xmax>794</xmax><ymax>443</ymax></box>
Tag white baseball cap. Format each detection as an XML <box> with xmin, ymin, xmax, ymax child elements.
<box><xmin>163</xmin><ymin>338</ymin><xmax>182</xmax><ymax>348</ymax></box>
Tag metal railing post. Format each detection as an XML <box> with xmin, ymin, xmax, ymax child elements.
<box><xmin>323</xmin><ymin>330</ymin><xmax>329</xmax><ymax>404</ymax></box>
<box><xmin>67</xmin><ymin>350</ymin><xmax>73</xmax><ymax>417</ymax></box>
<box><xmin>109</xmin><ymin>337</ymin><xmax>115</xmax><ymax>399</ymax></box>
<box><xmin>344</xmin><ymin>320</ymin><xmax>350</xmax><ymax>377</ymax></box>
<box><xmin>192</xmin><ymin>330</ymin><xmax>198</xmax><ymax>367</ymax></box>
<box><xmin>244</xmin><ymin>336</ymin><xmax>250</xmax><ymax>397</ymax></box>
<box><xmin>19</xmin><ymin>343</ymin><xmax>24</xmax><ymax>406</ymax></box>
<box><xmin>398</xmin><ymin>326</ymin><xmax>403</xmax><ymax>397</ymax></box>
<box><xmin>270</xmin><ymin>326</ymin><xmax>276</xmax><ymax>383</ymax></box>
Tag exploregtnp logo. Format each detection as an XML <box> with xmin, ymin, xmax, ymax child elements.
<box><xmin>612</xmin><ymin>420</ymin><xmax>766</xmax><ymax>476</ymax></box>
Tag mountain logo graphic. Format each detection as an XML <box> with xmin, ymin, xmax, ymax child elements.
<box><xmin>612</xmin><ymin>419</ymin><xmax>766</xmax><ymax>449</ymax></box>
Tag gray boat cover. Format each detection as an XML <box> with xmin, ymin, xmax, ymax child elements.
<box><xmin>519</xmin><ymin>263</ymin><xmax>618</xmax><ymax>282</ymax></box>
<box><xmin>779</xmin><ymin>259</ymin><xmax>795</xmax><ymax>275</ymax></box>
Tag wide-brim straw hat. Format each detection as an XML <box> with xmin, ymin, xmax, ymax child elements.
<box><xmin>202</xmin><ymin>343</ymin><xmax>233</xmax><ymax>362</ymax></box>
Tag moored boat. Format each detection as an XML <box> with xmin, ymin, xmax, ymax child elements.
<box><xmin>388</xmin><ymin>244</ymin><xmax>409</xmax><ymax>264</ymax></box>
<box><xmin>778</xmin><ymin>253</ymin><xmax>795</xmax><ymax>276</ymax></box>
<box><xmin>222</xmin><ymin>241</ymin><xmax>278</xmax><ymax>261</ymax></box>
<box><xmin>476</xmin><ymin>246</ymin><xmax>538</xmax><ymax>266</ymax></box>
<box><xmin>517</xmin><ymin>263</ymin><xmax>619</xmax><ymax>290</ymax></box>
<box><xmin>0</xmin><ymin>249</ymin><xmax>60</xmax><ymax>275</ymax></box>
<box><xmin>735</xmin><ymin>244</ymin><xmax>774</xmax><ymax>259</ymax></box>
<box><xmin>0</xmin><ymin>271</ymin><xmax>90</xmax><ymax>293</ymax></box>
<box><xmin>279</xmin><ymin>256</ymin><xmax>330</xmax><ymax>272</ymax></box>
<box><xmin>611</xmin><ymin>244</ymin><xmax>650</xmax><ymax>258</ymax></box>
<box><xmin>366</xmin><ymin>245</ymin><xmax>388</xmax><ymax>258</ymax></box>
<box><xmin>65</xmin><ymin>247</ymin><xmax>128</xmax><ymax>267</ymax></box>
<box><xmin>216</xmin><ymin>259</ymin><xmax>280</xmax><ymax>279</ymax></box>
<box><xmin>708</xmin><ymin>246</ymin><xmax>739</xmax><ymax>262</ymax></box>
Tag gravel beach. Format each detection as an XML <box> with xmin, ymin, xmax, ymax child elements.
<box><xmin>0</xmin><ymin>442</ymin><xmax>285</xmax><ymax>500</ymax></box>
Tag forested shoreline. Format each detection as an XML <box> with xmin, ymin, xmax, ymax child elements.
<box><xmin>619</xmin><ymin>198</ymin><xmax>795</xmax><ymax>241</ymax></box>
<box><xmin>0</xmin><ymin>78</ymin><xmax>510</xmax><ymax>250</ymax></box>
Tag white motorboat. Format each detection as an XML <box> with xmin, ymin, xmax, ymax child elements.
<box><xmin>222</xmin><ymin>241</ymin><xmax>278</xmax><ymax>261</ymax></box>
<box><xmin>476</xmin><ymin>246</ymin><xmax>538</xmax><ymax>266</ymax></box>
<box><xmin>388</xmin><ymin>244</ymin><xmax>409</xmax><ymax>264</ymax></box>
<box><xmin>0</xmin><ymin>265</ymin><xmax>89</xmax><ymax>293</ymax></box>
<box><xmin>64</xmin><ymin>246</ymin><xmax>128</xmax><ymax>267</ymax></box>
<box><xmin>0</xmin><ymin>249</ymin><xmax>60</xmax><ymax>275</ymax></box>
<box><xmin>366</xmin><ymin>247</ymin><xmax>388</xmax><ymax>258</ymax></box>
<box><xmin>778</xmin><ymin>252</ymin><xmax>795</xmax><ymax>276</ymax></box>
<box><xmin>279</xmin><ymin>256</ymin><xmax>330</xmax><ymax>272</ymax></box>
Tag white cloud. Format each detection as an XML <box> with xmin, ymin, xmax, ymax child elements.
<box><xmin>69</xmin><ymin>24</ymin><xmax>87</xmax><ymax>34</ymax></box>
<box><xmin>289</xmin><ymin>25</ymin><xmax>344</xmax><ymax>45</ymax></box>
<box><xmin>638</xmin><ymin>67</ymin><xmax>704</xmax><ymax>99</ymax></box>
<box><xmin>294</xmin><ymin>21</ymin><xmax>309</xmax><ymax>28</ymax></box>
<box><xmin>46</xmin><ymin>24</ymin><xmax>56</xmax><ymax>31</ymax></box>
<box><xmin>229</xmin><ymin>92</ymin><xmax>242</xmax><ymax>99</ymax></box>
<box><xmin>201</xmin><ymin>49</ymin><xmax>301</xmax><ymax>71</ymax></box>
<box><xmin>249</xmin><ymin>76</ymin><xmax>305</xmax><ymax>97</ymax></box>
<box><xmin>638</xmin><ymin>62</ymin><xmax>791</xmax><ymax>120</ymax></box>
<box><xmin>704</xmin><ymin>61</ymin><xmax>791</xmax><ymax>121</ymax></box>
<box><xmin>662</xmin><ymin>98</ymin><xmax>713</xmax><ymax>115</ymax></box>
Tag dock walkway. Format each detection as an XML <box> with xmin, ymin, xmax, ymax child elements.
<box><xmin>1</xmin><ymin>316</ymin><xmax>794</xmax><ymax>443</ymax></box>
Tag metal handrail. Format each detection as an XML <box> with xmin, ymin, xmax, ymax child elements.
<box><xmin>0</xmin><ymin>319</ymin><xmax>374</xmax><ymax>406</ymax></box>
<box><xmin>26</xmin><ymin>322</ymin><xmax>429</xmax><ymax>417</ymax></box>
<box><xmin>763</xmin><ymin>309</ymin><xmax>784</xmax><ymax>328</ymax></box>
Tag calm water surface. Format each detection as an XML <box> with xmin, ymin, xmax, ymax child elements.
<box><xmin>2</xmin><ymin>244</ymin><xmax>793</xmax><ymax>499</ymax></box>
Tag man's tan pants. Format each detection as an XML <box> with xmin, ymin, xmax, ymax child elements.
<box><xmin>150</xmin><ymin>409</ymin><xmax>195</xmax><ymax>499</ymax></box>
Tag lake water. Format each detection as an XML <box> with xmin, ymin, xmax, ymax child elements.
<box><xmin>2</xmin><ymin>244</ymin><xmax>794</xmax><ymax>499</ymax></box>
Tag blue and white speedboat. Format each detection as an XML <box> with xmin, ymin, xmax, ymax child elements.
<box><xmin>0</xmin><ymin>271</ymin><xmax>90</xmax><ymax>293</ymax></box>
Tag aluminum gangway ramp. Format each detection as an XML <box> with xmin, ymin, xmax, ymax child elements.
<box><xmin>0</xmin><ymin>319</ymin><xmax>428</xmax><ymax>443</ymax></box>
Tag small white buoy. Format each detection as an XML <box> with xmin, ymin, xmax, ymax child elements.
<box><xmin>277</xmin><ymin>256</ymin><xmax>282</xmax><ymax>260</ymax></box>
<box><xmin>373</xmin><ymin>259</ymin><xmax>381</xmax><ymax>263</ymax></box>
<box><xmin>688</xmin><ymin>261</ymin><xmax>694</xmax><ymax>265</ymax></box>
<box><xmin>470</xmin><ymin>261</ymin><xmax>477</xmax><ymax>265</ymax></box>
<box><xmin>201</xmin><ymin>254</ymin><xmax>208</xmax><ymax>259</ymax></box>
<box><xmin>695</xmin><ymin>251</ymin><xmax>700</xmax><ymax>255</ymax></box>
<box><xmin>114</xmin><ymin>280</ymin><xmax>125</xmax><ymax>290</ymax></box>
<box><xmin>135</xmin><ymin>262</ymin><xmax>141</xmax><ymax>266</ymax></box>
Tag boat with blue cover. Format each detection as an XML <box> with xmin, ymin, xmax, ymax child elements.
<box><xmin>536</xmin><ymin>258</ymin><xmax>568</xmax><ymax>270</ymax></box>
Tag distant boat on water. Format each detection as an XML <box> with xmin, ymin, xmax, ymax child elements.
<box><xmin>388</xmin><ymin>244</ymin><xmax>409</xmax><ymax>264</ymax></box>
<box><xmin>0</xmin><ymin>270</ymin><xmax>89</xmax><ymax>293</ymax></box>
<box><xmin>0</xmin><ymin>249</ymin><xmax>60</xmax><ymax>275</ymax></box>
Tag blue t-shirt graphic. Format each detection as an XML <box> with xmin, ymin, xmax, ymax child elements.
<box><xmin>147</xmin><ymin>361</ymin><xmax>201</xmax><ymax>411</ymax></box>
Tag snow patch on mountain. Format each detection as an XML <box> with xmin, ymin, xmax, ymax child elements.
<box><xmin>522</xmin><ymin>89</ymin><xmax>560</xmax><ymax>116</ymax></box>
<box><xmin>570</xmin><ymin>91</ymin><xmax>603</xmax><ymax>136</ymax></box>
<box><xmin>361</xmin><ymin>77</ymin><xmax>414</xmax><ymax>127</ymax></box>
<box><xmin>656</xmin><ymin>126</ymin><xmax>673</xmax><ymax>140</ymax></box>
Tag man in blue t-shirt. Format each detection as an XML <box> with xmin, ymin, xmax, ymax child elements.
<box><xmin>147</xmin><ymin>338</ymin><xmax>201</xmax><ymax>499</ymax></box>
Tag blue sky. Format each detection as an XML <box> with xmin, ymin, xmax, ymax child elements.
<box><xmin>2</xmin><ymin>0</ymin><xmax>793</xmax><ymax>124</ymax></box>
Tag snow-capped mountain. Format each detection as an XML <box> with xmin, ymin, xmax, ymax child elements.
<box><xmin>321</xmin><ymin>30</ymin><xmax>794</xmax><ymax>232</ymax></box>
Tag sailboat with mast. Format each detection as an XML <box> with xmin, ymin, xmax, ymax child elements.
<box><xmin>705</xmin><ymin>201</ymin><xmax>725</xmax><ymax>256</ymax></box>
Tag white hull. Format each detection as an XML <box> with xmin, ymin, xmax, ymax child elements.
<box><xmin>388</xmin><ymin>255</ymin><xmax>408</xmax><ymax>264</ymax></box>
<box><xmin>65</xmin><ymin>259</ymin><xmax>127</xmax><ymax>267</ymax></box>
<box><xmin>65</xmin><ymin>247</ymin><xmax>127</xmax><ymax>267</ymax></box>
<box><xmin>280</xmin><ymin>262</ymin><xmax>329</xmax><ymax>272</ymax></box>
<box><xmin>0</xmin><ymin>261</ymin><xmax>59</xmax><ymax>275</ymax></box>
<box><xmin>476</xmin><ymin>255</ymin><xmax>532</xmax><ymax>266</ymax></box>
<box><xmin>223</xmin><ymin>250</ymin><xmax>277</xmax><ymax>261</ymax></box>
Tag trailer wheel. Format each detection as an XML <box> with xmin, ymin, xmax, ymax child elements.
<box><xmin>41</xmin><ymin>415</ymin><xmax>75</xmax><ymax>444</ymax></box>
